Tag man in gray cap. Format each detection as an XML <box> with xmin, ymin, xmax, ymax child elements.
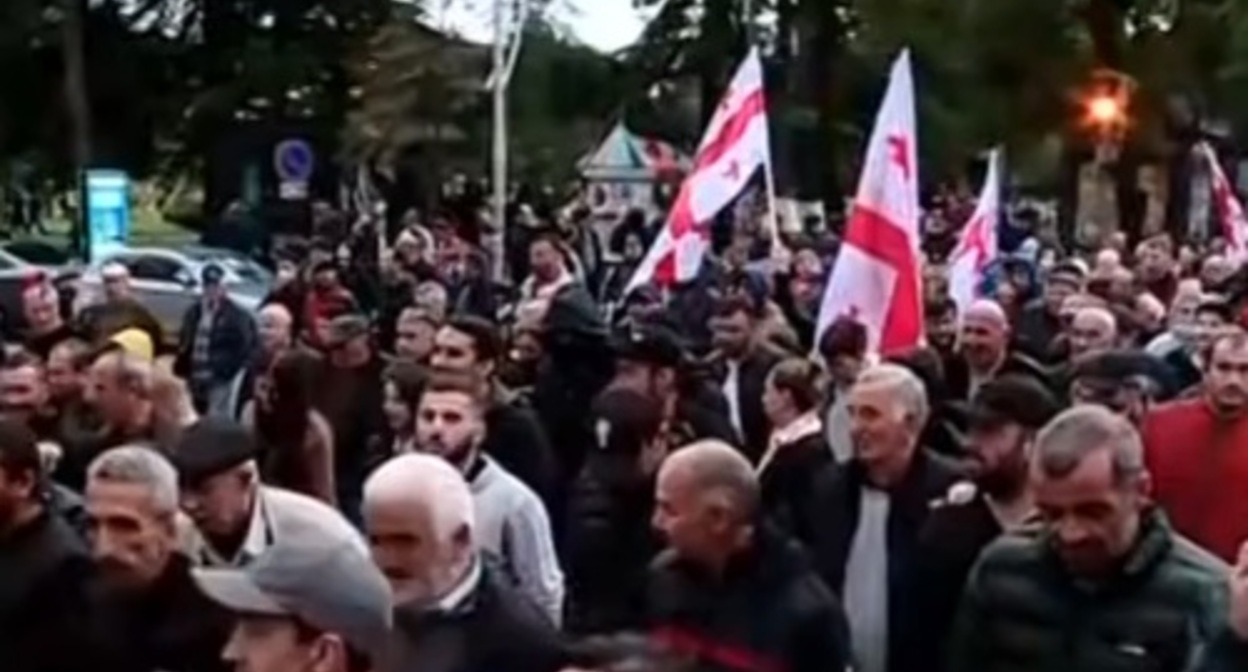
<box><xmin>193</xmin><ymin>531</ymin><xmax>392</xmax><ymax>672</ymax></box>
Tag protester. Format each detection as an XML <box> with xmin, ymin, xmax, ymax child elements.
<box><xmin>85</xmin><ymin>445</ymin><xmax>234</xmax><ymax>672</ymax></box>
<box><xmin>245</xmin><ymin>348</ymin><xmax>336</xmax><ymax>503</ymax></box>
<box><xmin>365</xmin><ymin>453</ymin><xmax>568</xmax><ymax>672</ymax></box>
<box><xmin>565</xmin><ymin>388</ymin><xmax>668</xmax><ymax>633</ymax></box>
<box><xmin>174</xmin><ymin>417</ymin><xmax>361</xmax><ymax>568</ymax></box>
<box><xmin>174</xmin><ymin>264</ymin><xmax>257</xmax><ymax>415</ymax></box>
<box><xmin>948</xmin><ymin>406</ymin><xmax>1226</xmax><ymax>672</ymax></box>
<box><xmin>0</xmin><ymin>418</ymin><xmax>95</xmax><ymax>672</ymax></box>
<box><xmin>807</xmin><ymin>363</ymin><xmax>961</xmax><ymax>672</ymax></box>
<box><xmin>414</xmin><ymin>371</ymin><xmax>565</xmax><ymax>626</ymax></box>
<box><xmin>904</xmin><ymin>375</ymin><xmax>1059</xmax><ymax>672</ymax></box>
<box><xmin>192</xmin><ymin>520</ymin><xmax>391</xmax><ymax>672</ymax></box>
<box><xmin>1143</xmin><ymin>332</ymin><xmax>1248</xmax><ymax>562</ymax></box>
<box><xmin>648</xmin><ymin>440</ymin><xmax>852</xmax><ymax>672</ymax></box>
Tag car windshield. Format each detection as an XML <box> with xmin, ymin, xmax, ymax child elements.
<box><xmin>181</xmin><ymin>248</ymin><xmax>272</xmax><ymax>286</ymax></box>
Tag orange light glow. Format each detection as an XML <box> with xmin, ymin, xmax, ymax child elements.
<box><xmin>1086</xmin><ymin>95</ymin><xmax>1122</xmax><ymax>124</ymax></box>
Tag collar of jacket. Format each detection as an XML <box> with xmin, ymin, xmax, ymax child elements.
<box><xmin>1046</xmin><ymin>507</ymin><xmax>1175</xmax><ymax>590</ymax></box>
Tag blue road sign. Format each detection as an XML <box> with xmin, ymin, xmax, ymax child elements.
<box><xmin>85</xmin><ymin>169</ymin><xmax>131</xmax><ymax>262</ymax></box>
<box><xmin>274</xmin><ymin>139</ymin><xmax>315</xmax><ymax>182</ymax></box>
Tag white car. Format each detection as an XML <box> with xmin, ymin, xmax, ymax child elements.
<box><xmin>76</xmin><ymin>245</ymin><xmax>272</xmax><ymax>336</ymax></box>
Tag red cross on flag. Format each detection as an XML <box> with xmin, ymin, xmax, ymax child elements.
<box><xmin>815</xmin><ymin>50</ymin><xmax>923</xmax><ymax>354</ymax></box>
<box><xmin>1200</xmin><ymin>142</ymin><xmax>1248</xmax><ymax>264</ymax></box>
<box><xmin>948</xmin><ymin>149</ymin><xmax>1002</xmax><ymax>316</ymax></box>
<box><xmin>625</xmin><ymin>48</ymin><xmax>772</xmax><ymax>293</ymax></box>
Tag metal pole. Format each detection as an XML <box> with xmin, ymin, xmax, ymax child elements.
<box><xmin>490</xmin><ymin>0</ymin><xmax>509</xmax><ymax>282</ymax></box>
<box><xmin>742</xmin><ymin>0</ymin><xmax>755</xmax><ymax>45</ymax></box>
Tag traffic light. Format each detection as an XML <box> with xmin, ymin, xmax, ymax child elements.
<box><xmin>1077</xmin><ymin>69</ymin><xmax>1134</xmax><ymax>141</ymax></box>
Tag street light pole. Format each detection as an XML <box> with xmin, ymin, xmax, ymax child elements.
<box><xmin>490</xmin><ymin>0</ymin><xmax>508</xmax><ymax>282</ymax></box>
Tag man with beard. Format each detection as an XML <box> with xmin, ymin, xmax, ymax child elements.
<box><xmin>84</xmin><ymin>445</ymin><xmax>232</xmax><ymax>672</ymax></box>
<box><xmin>924</xmin><ymin>297</ymin><xmax>958</xmax><ymax>360</ymax></box>
<box><xmin>899</xmin><ymin>376</ymin><xmax>1058</xmax><ymax>672</ymax></box>
<box><xmin>948</xmin><ymin>406</ymin><xmax>1226</xmax><ymax>672</ymax></box>
<box><xmin>431</xmin><ymin>315</ymin><xmax>557</xmax><ymax>507</ymax></box>
<box><xmin>414</xmin><ymin>372</ymin><xmax>564</xmax><ymax>626</ymax></box>
<box><xmin>607</xmin><ymin>321</ymin><xmax>736</xmax><ymax>450</ymax></box>
<box><xmin>0</xmin><ymin>419</ymin><xmax>95</xmax><ymax>672</ymax></box>
<box><xmin>1144</xmin><ymin>332</ymin><xmax>1248</xmax><ymax>562</ymax></box>
<box><xmin>365</xmin><ymin>454</ymin><xmax>567</xmax><ymax>672</ymax></box>
<box><xmin>0</xmin><ymin>350</ymin><xmax>57</xmax><ymax>439</ymax></box>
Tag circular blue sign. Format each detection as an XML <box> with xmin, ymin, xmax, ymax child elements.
<box><xmin>274</xmin><ymin>139</ymin><xmax>315</xmax><ymax>182</ymax></box>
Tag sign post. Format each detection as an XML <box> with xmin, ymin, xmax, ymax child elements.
<box><xmin>273</xmin><ymin>139</ymin><xmax>315</xmax><ymax>201</ymax></box>
<box><xmin>85</xmin><ymin>169</ymin><xmax>131</xmax><ymax>262</ymax></box>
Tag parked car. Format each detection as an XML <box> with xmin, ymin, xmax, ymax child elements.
<box><xmin>2</xmin><ymin>240</ymin><xmax>74</xmax><ymax>272</ymax></box>
<box><xmin>76</xmin><ymin>245</ymin><xmax>271</xmax><ymax>338</ymax></box>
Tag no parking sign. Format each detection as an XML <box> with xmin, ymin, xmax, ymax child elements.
<box><xmin>273</xmin><ymin>139</ymin><xmax>315</xmax><ymax>200</ymax></box>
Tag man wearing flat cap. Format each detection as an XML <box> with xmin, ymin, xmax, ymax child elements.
<box><xmin>174</xmin><ymin>417</ymin><xmax>365</xmax><ymax>569</ymax></box>
<box><xmin>900</xmin><ymin>375</ymin><xmax>1060</xmax><ymax>672</ymax></box>
<box><xmin>174</xmin><ymin>263</ymin><xmax>257</xmax><ymax>416</ymax></box>
<box><xmin>193</xmin><ymin>525</ymin><xmax>392</xmax><ymax>672</ymax></box>
<box><xmin>1069</xmin><ymin>349</ymin><xmax>1173</xmax><ymax>426</ymax></box>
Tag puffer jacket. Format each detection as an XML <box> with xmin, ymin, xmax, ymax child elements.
<box><xmin>948</xmin><ymin>509</ymin><xmax>1227</xmax><ymax>672</ymax></box>
<box><xmin>1196</xmin><ymin>630</ymin><xmax>1248</xmax><ymax>672</ymax></box>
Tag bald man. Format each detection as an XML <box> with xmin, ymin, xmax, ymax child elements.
<box><xmin>222</xmin><ymin>303</ymin><xmax>293</xmax><ymax>420</ymax></box>
<box><xmin>647</xmin><ymin>441</ymin><xmax>851</xmax><ymax>672</ymax></box>
<box><xmin>949</xmin><ymin>300</ymin><xmax>1051</xmax><ymax>401</ymax></box>
<box><xmin>364</xmin><ymin>454</ymin><xmax>567</xmax><ymax>672</ymax></box>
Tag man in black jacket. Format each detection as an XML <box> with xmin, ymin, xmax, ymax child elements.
<box><xmin>431</xmin><ymin>315</ymin><xmax>558</xmax><ymax>509</ymax></box>
<box><xmin>365</xmin><ymin>453</ymin><xmax>567</xmax><ymax>672</ymax></box>
<box><xmin>648</xmin><ymin>440</ymin><xmax>851</xmax><ymax>672</ymax></box>
<box><xmin>565</xmin><ymin>387</ymin><xmax>668</xmax><ymax>633</ymax></box>
<box><xmin>806</xmin><ymin>363</ymin><xmax>962</xmax><ymax>672</ymax></box>
<box><xmin>901</xmin><ymin>375</ymin><xmax>1059</xmax><ymax>672</ymax></box>
<box><xmin>0</xmin><ymin>419</ymin><xmax>96</xmax><ymax>672</ymax></box>
<box><xmin>84</xmin><ymin>445</ymin><xmax>232</xmax><ymax>672</ymax></box>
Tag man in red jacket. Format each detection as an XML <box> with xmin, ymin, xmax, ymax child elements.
<box><xmin>1143</xmin><ymin>331</ymin><xmax>1248</xmax><ymax>562</ymax></box>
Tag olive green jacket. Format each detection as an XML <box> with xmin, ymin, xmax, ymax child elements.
<box><xmin>948</xmin><ymin>509</ymin><xmax>1228</xmax><ymax>672</ymax></box>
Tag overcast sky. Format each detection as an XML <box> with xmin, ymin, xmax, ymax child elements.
<box><xmin>425</xmin><ymin>0</ymin><xmax>653</xmax><ymax>52</ymax></box>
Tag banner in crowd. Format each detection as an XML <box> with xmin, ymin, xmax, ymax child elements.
<box><xmin>815</xmin><ymin>50</ymin><xmax>923</xmax><ymax>354</ymax></box>
<box><xmin>625</xmin><ymin>47</ymin><xmax>773</xmax><ymax>293</ymax></box>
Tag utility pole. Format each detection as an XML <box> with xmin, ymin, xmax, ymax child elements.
<box><xmin>487</xmin><ymin>0</ymin><xmax>529</xmax><ymax>282</ymax></box>
<box><xmin>61</xmin><ymin>0</ymin><xmax>92</xmax><ymax>256</ymax></box>
<box><xmin>490</xmin><ymin>0</ymin><xmax>508</xmax><ymax>282</ymax></box>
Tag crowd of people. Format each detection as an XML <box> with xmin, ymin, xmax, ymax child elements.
<box><xmin>1</xmin><ymin>193</ymin><xmax>1248</xmax><ymax>672</ymax></box>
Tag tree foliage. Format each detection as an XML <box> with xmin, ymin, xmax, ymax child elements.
<box><xmin>7</xmin><ymin>0</ymin><xmax>1248</xmax><ymax>209</ymax></box>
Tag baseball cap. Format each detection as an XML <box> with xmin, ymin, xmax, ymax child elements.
<box><xmin>108</xmin><ymin>328</ymin><xmax>155</xmax><ymax>362</ymax></box>
<box><xmin>193</xmin><ymin>535</ymin><xmax>393</xmax><ymax>661</ymax></box>
<box><xmin>201</xmin><ymin>264</ymin><xmax>226</xmax><ymax>285</ymax></box>
<box><xmin>968</xmin><ymin>375</ymin><xmax>1059</xmax><ymax>432</ymax></box>
<box><xmin>611</xmin><ymin>324</ymin><xmax>684</xmax><ymax>369</ymax></box>
<box><xmin>173</xmin><ymin>417</ymin><xmax>258</xmax><ymax>486</ymax></box>
<box><xmin>585</xmin><ymin>388</ymin><xmax>664</xmax><ymax>485</ymax></box>
<box><xmin>1070</xmin><ymin>350</ymin><xmax>1174</xmax><ymax>399</ymax></box>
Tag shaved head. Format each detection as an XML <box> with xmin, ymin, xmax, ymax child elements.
<box><xmin>964</xmin><ymin>299</ymin><xmax>1009</xmax><ymax>331</ymax></box>
<box><xmin>659</xmin><ymin>440</ymin><xmax>759</xmax><ymax>521</ymax></box>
